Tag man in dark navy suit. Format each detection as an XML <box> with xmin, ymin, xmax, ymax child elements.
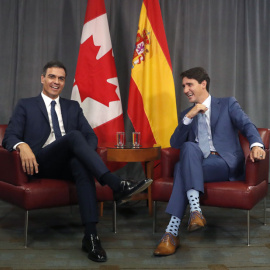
<box><xmin>3</xmin><ymin>60</ymin><xmax>152</xmax><ymax>262</ymax></box>
<box><xmin>153</xmin><ymin>67</ymin><xmax>266</xmax><ymax>256</ymax></box>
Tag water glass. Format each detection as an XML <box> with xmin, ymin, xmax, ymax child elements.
<box><xmin>132</xmin><ymin>132</ymin><xmax>141</xmax><ymax>148</ymax></box>
<box><xmin>116</xmin><ymin>132</ymin><xmax>125</xmax><ymax>148</ymax></box>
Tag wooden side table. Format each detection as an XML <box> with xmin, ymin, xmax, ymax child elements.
<box><xmin>106</xmin><ymin>146</ymin><xmax>161</xmax><ymax>215</ymax></box>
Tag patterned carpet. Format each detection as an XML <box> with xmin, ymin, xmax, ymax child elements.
<box><xmin>0</xmin><ymin>189</ymin><xmax>270</xmax><ymax>270</ymax></box>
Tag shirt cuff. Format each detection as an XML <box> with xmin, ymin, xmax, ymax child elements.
<box><xmin>183</xmin><ymin>115</ymin><xmax>193</xmax><ymax>125</ymax></box>
<box><xmin>13</xmin><ymin>142</ymin><xmax>24</xmax><ymax>150</ymax></box>
<box><xmin>250</xmin><ymin>142</ymin><xmax>264</xmax><ymax>149</ymax></box>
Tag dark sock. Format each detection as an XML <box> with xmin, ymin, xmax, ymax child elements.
<box><xmin>99</xmin><ymin>172</ymin><xmax>121</xmax><ymax>191</ymax></box>
<box><xmin>84</xmin><ymin>222</ymin><xmax>97</xmax><ymax>237</ymax></box>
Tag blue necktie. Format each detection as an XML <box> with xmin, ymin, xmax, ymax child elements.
<box><xmin>51</xmin><ymin>100</ymin><xmax>62</xmax><ymax>139</ymax></box>
<box><xmin>198</xmin><ymin>113</ymin><xmax>210</xmax><ymax>158</ymax></box>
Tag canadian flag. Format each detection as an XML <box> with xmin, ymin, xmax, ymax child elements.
<box><xmin>71</xmin><ymin>0</ymin><xmax>124</xmax><ymax>146</ymax></box>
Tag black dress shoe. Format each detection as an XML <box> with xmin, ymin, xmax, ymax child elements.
<box><xmin>114</xmin><ymin>178</ymin><xmax>153</xmax><ymax>204</ymax></box>
<box><xmin>82</xmin><ymin>234</ymin><xmax>107</xmax><ymax>262</ymax></box>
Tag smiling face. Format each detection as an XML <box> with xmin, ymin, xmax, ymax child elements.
<box><xmin>182</xmin><ymin>77</ymin><xmax>209</xmax><ymax>104</ymax></box>
<box><xmin>41</xmin><ymin>67</ymin><xmax>66</xmax><ymax>99</ymax></box>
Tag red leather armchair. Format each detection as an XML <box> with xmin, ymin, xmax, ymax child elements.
<box><xmin>152</xmin><ymin>128</ymin><xmax>269</xmax><ymax>245</ymax></box>
<box><xmin>0</xmin><ymin>124</ymin><xmax>116</xmax><ymax>247</ymax></box>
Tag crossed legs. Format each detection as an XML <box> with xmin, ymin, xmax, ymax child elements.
<box><xmin>35</xmin><ymin>130</ymin><xmax>152</xmax><ymax>262</ymax></box>
<box><xmin>154</xmin><ymin>142</ymin><xmax>229</xmax><ymax>256</ymax></box>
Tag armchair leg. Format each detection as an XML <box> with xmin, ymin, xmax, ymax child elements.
<box><xmin>99</xmin><ymin>202</ymin><xmax>104</xmax><ymax>217</ymax></box>
<box><xmin>113</xmin><ymin>201</ymin><xmax>117</xmax><ymax>233</ymax></box>
<box><xmin>24</xmin><ymin>210</ymin><xmax>29</xmax><ymax>248</ymax></box>
<box><xmin>247</xmin><ymin>210</ymin><xmax>250</xmax><ymax>246</ymax></box>
<box><xmin>264</xmin><ymin>197</ymin><xmax>267</xmax><ymax>225</ymax></box>
<box><xmin>153</xmin><ymin>201</ymin><xmax>157</xmax><ymax>234</ymax></box>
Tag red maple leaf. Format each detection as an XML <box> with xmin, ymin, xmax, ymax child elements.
<box><xmin>75</xmin><ymin>35</ymin><xmax>119</xmax><ymax>107</ymax></box>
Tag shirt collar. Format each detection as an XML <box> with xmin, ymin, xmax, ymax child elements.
<box><xmin>41</xmin><ymin>92</ymin><xmax>60</xmax><ymax>108</ymax></box>
<box><xmin>202</xmin><ymin>95</ymin><xmax>211</xmax><ymax>109</ymax></box>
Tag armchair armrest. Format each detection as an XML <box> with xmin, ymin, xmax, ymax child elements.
<box><xmin>160</xmin><ymin>147</ymin><xmax>180</xmax><ymax>178</ymax></box>
<box><xmin>0</xmin><ymin>147</ymin><xmax>28</xmax><ymax>186</ymax></box>
<box><xmin>96</xmin><ymin>147</ymin><xmax>107</xmax><ymax>163</ymax></box>
<box><xmin>245</xmin><ymin>149</ymin><xmax>269</xmax><ymax>186</ymax></box>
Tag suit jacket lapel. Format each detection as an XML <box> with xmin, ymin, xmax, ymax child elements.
<box><xmin>59</xmin><ymin>97</ymin><xmax>68</xmax><ymax>131</ymax></box>
<box><xmin>36</xmin><ymin>94</ymin><xmax>49</xmax><ymax>123</ymax></box>
<box><xmin>210</xmin><ymin>97</ymin><xmax>221</xmax><ymax>136</ymax></box>
<box><xmin>192</xmin><ymin>114</ymin><xmax>198</xmax><ymax>138</ymax></box>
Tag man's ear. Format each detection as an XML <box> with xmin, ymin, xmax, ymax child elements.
<box><xmin>201</xmin><ymin>80</ymin><xmax>207</xmax><ymax>89</ymax></box>
<box><xmin>41</xmin><ymin>74</ymin><xmax>44</xmax><ymax>84</ymax></box>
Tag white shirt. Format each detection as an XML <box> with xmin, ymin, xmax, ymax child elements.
<box><xmin>182</xmin><ymin>95</ymin><xmax>263</xmax><ymax>150</ymax></box>
<box><xmin>41</xmin><ymin>92</ymin><xmax>66</xmax><ymax>147</ymax></box>
<box><xmin>183</xmin><ymin>95</ymin><xmax>216</xmax><ymax>151</ymax></box>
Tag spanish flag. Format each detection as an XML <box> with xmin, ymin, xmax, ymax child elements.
<box><xmin>127</xmin><ymin>0</ymin><xmax>178</xmax><ymax>148</ymax></box>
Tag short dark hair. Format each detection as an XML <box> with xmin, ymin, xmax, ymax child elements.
<box><xmin>42</xmin><ymin>60</ymin><xmax>67</xmax><ymax>77</ymax></box>
<box><xmin>180</xmin><ymin>67</ymin><xmax>210</xmax><ymax>92</ymax></box>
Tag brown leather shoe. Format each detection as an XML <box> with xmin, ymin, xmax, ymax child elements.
<box><xmin>153</xmin><ymin>232</ymin><xmax>180</xmax><ymax>256</ymax></box>
<box><xmin>188</xmin><ymin>211</ymin><xmax>206</xmax><ymax>232</ymax></box>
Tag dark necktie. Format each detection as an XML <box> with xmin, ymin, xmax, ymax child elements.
<box><xmin>198</xmin><ymin>113</ymin><xmax>210</xmax><ymax>158</ymax></box>
<box><xmin>51</xmin><ymin>100</ymin><xmax>62</xmax><ymax>139</ymax></box>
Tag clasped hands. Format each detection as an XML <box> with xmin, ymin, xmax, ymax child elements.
<box><xmin>186</xmin><ymin>104</ymin><xmax>266</xmax><ymax>163</ymax></box>
<box><xmin>16</xmin><ymin>143</ymin><xmax>39</xmax><ymax>175</ymax></box>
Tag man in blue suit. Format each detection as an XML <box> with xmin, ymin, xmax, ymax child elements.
<box><xmin>3</xmin><ymin>60</ymin><xmax>152</xmax><ymax>262</ymax></box>
<box><xmin>153</xmin><ymin>67</ymin><xmax>266</xmax><ymax>256</ymax></box>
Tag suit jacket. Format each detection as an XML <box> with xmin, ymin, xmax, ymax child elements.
<box><xmin>3</xmin><ymin>94</ymin><xmax>98</xmax><ymax>155</ymax></box>
<box><xmin>170</xmin><ymin>96</ymin><xmax>263</xmax><ymax>181</ymax></box>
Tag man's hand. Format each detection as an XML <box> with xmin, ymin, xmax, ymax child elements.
<box><xmin>16</xmin><ymin>143</ymin><xmax>39</xmax><ymax>175</ymax></box>
<box><xmin>250</xmin><ymin>146</ymin><xmax>266</xmax><ymax>162</ymax></box>
<box><xmin>186</xmin><ymin>104</ymin><xmax>208</xmax><ymax>119</ymax></box>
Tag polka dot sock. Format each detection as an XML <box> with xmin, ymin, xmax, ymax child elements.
<box><xmin>165</xmin><ymin>216</ymin><xmax>181</xmax><ymax>237</ymax></box>
<box><xmin>187</xmin><ymin>189</ymin><xmax>202</xmax><ymax>213</ymax></box>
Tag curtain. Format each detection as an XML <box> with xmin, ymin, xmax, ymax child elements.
<box><xmin>0</xmin><ymin>0</ymin><xmax>269</xmax><ymax>131</ymax></box>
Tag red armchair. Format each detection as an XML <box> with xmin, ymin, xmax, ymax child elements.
<box><xmin>0</xmin><ymin>124</ymin><xmax>116</xmax><ymax>247</ymax></box>
<box><xmin>152</xmin><ymin>128</ymin><xmax>269</xmax><ymax>245</ymax></box>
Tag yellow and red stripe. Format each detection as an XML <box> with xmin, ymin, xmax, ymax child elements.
<box><xmin>128</xmin><ymin>0</ymin><xmax>178</xmax><ymax>148</ymax></box>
